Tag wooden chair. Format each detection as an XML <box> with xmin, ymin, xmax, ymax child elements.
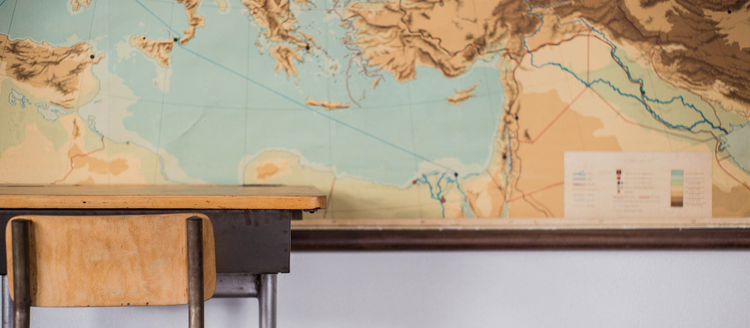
<box><xmin>4</xmin><ymin>213</ymin><xmax>216</xmax><ymax>328</ymax></box>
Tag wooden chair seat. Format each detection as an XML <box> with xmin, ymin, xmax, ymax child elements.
<box><xmin>5</xmin><ymin>213</ymin><xmax>216</xmax><ymax>308</ymax></box>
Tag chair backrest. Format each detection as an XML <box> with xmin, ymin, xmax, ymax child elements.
<box><xmin>5</xmin><ymin>213</ymin><xmax>216</xmax><ymax>307</ymax></box>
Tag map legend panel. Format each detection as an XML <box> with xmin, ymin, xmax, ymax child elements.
<box><xmin>564</xmin><ymin>152</ymin><xmax>712</xmax><ymax>218</ymax></box>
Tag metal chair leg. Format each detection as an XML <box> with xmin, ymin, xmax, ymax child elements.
<box><xmin>2</xmin><ymin>275</ymin><xmax>14</xmax><ymax>328</ymax></box>
<box><xmin>11</xmin><ymin>220</ymin><xmax>30</xmax><ymax>328</ymax></box>
<box><xmin>187</xmin><ymin>218</ymin><xmax>204</xmax><ymax>328</ymax></box>
<box><xmin>258</xmin><ymin>274</ymin><xmax>277</xmax><ymax>328</ymax></box>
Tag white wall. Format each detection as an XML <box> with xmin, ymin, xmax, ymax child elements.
<box><xmin>32</xmin><ymin>251</ymin><xmax>750</xmax><ymax>327</ymax></box>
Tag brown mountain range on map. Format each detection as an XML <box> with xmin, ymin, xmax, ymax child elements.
<box><xmin>549</xmin><ymin>0</ymin><xmax>750</xmax><ymax>117</ymax></box>
<box><xmin>344</xmin><ymin>0</ymin><xmax>539</xmax><ymax>82</ymax></box>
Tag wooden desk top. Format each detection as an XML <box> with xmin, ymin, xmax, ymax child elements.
<box><xmin>0</xmin><ymin>185</ymin><xmax>326</xmax><ymax>210</ymax></box>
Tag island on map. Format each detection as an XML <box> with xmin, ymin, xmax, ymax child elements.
<box><xmin>131</xmin><ymin>0</ymin><xmax>204</xmax><ymax>67</ymax></box>
<box><xmin>70</xmin><ymin>0</ymin><xmax>92</xmax><ymax>11</ymax></box>
<box><xmin>305</xmin><ymin>98</ymin><xmax>351</xmax><ymax>110</ymax></box>
<box><xmin>211</xmin><ymin>0</ymin><xmax>230</xmax><ymax>12</ymax></box>
<box><xmin>446</xmin><ymin>82</ymin><xmax>479</xmax><ymax>105</ymax></box>
<box><xmin>130</xmin><ymin>36</ymin><xmax>176</xmax><ymax>66</ymax></box>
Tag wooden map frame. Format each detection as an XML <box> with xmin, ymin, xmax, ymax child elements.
<box><xmin>291</xmin><ymin>217</ymin><xmax>750</xmax><ymax>250</ymax></box>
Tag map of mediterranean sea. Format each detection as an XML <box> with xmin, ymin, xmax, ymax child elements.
<box><xmin>1</xmin><ymin>0</ymin><xmax>750</xmax><ymax>222</ymax></box>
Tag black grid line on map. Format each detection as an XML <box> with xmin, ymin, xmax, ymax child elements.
<box><xmin>143</xmin><ymin>0</ymin><xmax>224</xmax><ymax>8</ymax></box>
<box><xmin>103</xmin><ymin>0</ymin><xmax>114</xmax><ymax>183</ymax></box>
<box><xmin>324</xmin><ymin>0</ymin><xmax>335</xmax><ymax>216</ymax></box>
<box><xmin>242</xmin><ymin>12</ymin><xmax>253</xmax><ymax>184</ymax></box>
<box><xmin>404</xmin><ymin>80</ymin><xmax>425</xmax><ymax>219</ymax></box>
<box><xmin>714</xmin><ymin>30</ymin><xmax>735</xmax><ymax>123</ymax></box>
<box><xmin>105</xmin><ymin>90</ymin><xmax>509</xmax><ymax>112</ymax></box>
<box><xmin>468</xmin><ymin>0</ymin><xmax>502</xmax><ymax>215</ymax></box>
<box><xmin>57</xmin><ymin>0</ymin><xmax>100</xmax><ymax>184</ymax></box>
<box><xmin>471</xmin><ymin>0</ymin><xmax>502</xmax><ymax>149</ymax></box>
<box><xmin>643</xmin><ymin>57</ymin><xmax>676</xmax><ymax>152</ymax></box>
<box><xmin>555</xmin><ymin>43</ymin><xmax>589</xmax><ymax>153</ymax></box>
<box><xmin>516</xmin><ymin>75</ymin><xmax>576</xmax><ymax>90</ymax></box>
<box><xmin>0</xmin><ymin>0</ymin><xmax>19</xmax><ymax>65</ymax></box>
<box><xmin>475</xmin><ymin>35</ymin><xmax>504</xmax><ymax>215</ymax></box>
<box><xmin>143</xmin><ymin>0</ymin><xmax>332</xmax><ymax>12</ymax></box>
<box><xmin>153</xmin><ymin>0</ymin><xmax>178</xmax><ymax>183</ymax></box>
<box><xmin>404</xmin><ymin>66</ymin><xmax>427</xmax><ymax>219</ymax></box>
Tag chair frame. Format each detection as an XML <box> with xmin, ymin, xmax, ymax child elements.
<box><xmin>10</xmin><ymin>217</ymin><xmax>206</xmax><ymax>328</ymax></box>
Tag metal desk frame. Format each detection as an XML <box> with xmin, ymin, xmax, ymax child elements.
<box><xmin>0</xmin><ymin>208</ymin><xmax>309</xmax><ymax>328</ymax></box>
<box><xmin>0</xmin><ymin>273</ymin><xmax>277</xmax><ymax>328</ymax></box>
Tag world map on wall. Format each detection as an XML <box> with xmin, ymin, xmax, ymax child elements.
<box><xmin>1</xmin><ymin>0</ymin><xmax>749</xmax><ymax>221</ymax></box>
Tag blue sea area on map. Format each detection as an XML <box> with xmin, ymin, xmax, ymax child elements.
<box><xmin>3</xmin><ymin>0</ymin><xmax>506</xmax><ymax>185</ymax></box>
<box><xmin>107</xmin><ymin>0</ymin><xmax>183</xmax><ymax>103</ymax></box>
<box><xmin>5</xmin><ymin>0</ymin><xmax>95</xmax><ymax>44</ymax></box>
<box><xmin>724</xmin><ymin>124</ymin><xmax>750</xmax><ymax>174</ymax></box>
<box><xmin>0</xmin><ymin>0</ymin><xmax>19</xmax><ymax>34</ymax></box>
<box><xmin>116</xmin><ymin>2</ymin><xmax>505</xmax><ymax>184</ymax></box>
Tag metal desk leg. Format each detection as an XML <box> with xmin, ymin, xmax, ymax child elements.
<box><xmin>11</xmin><ymin>220</ymin><xmax>30</xmax><ymax>328</ymax></box>
<box><xmin>187</xmin><ymin>218</ymin><xmax>205</xmax><ymax>328</ymax></box>
<box><xmin>258</xmin><ymin>274</ymin><xmax>277</xmax><ymax>328</ymax></box>
<box><xmin>1</xmin><ymin>276</ymin><xmax>13</xmax><ymax>328</ymax></box>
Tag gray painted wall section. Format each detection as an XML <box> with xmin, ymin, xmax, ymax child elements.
<box><xmin>30</xmin><ymin>251</ymin><xmax>750</xmax><ymax>327</ymax></box>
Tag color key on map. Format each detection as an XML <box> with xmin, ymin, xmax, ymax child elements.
<box><xmin>670</xmin><ymin>170</ymin><xmax>684</xmax><ymax>207</ymax></box>
<box><xmin>564</xmin><ymin>152</ymin><xmax>712</xmax><ymax>219</ymax></box>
